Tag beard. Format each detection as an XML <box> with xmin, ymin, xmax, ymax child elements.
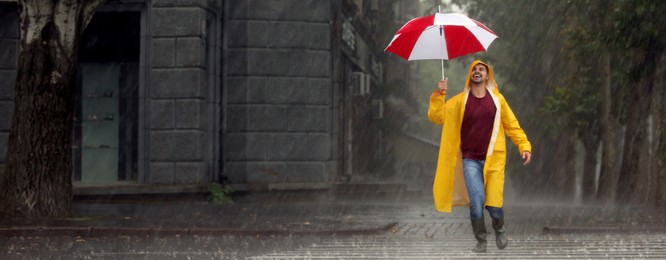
<box><xmin>470</xmin><ymin>75</ymin><xmax>485</xmax><ymax>84</ymax></box>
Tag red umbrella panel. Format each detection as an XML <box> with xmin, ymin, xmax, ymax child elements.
<box><xmin>386</xmin><ymin>13</ymin><xmax>498</xmax><ymax>61</ymax></box>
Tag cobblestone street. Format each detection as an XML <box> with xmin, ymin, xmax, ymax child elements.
<box><xmin>250</xmin><ymin>233</ymin><xmax>666</xmax><ymax>259</ymax></box>
<box><xmin>4</xmin><ymin>229</ymin><xmax>664</xmax><ymax>259</ymax></box>
<box><xmin>246</xmin><ymin>200</ymin><xmax>666</xmax><ymax>259</ymax></box>
<box><xmin>1</xmin><ymin>191</ymin><xmax>665</xmax><ymax>259</ymax></box>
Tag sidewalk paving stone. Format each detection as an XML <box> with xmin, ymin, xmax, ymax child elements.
<box><xmin>0</xmin><ymin>189</ymin><xmax>664</xmax><ymax>238</ymax></box>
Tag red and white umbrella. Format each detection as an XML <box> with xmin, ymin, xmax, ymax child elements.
<box><xmin>385</xmin><ymin>12</ymin><xmax>497</xmax><ymax>77</ymax></box>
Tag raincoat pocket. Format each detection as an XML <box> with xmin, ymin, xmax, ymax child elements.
<box><xmin>486</xmin><ymin>150</ymin><xmax>506</xmax><ymax>172</ymax></box>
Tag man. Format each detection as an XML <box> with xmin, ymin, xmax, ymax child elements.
<box><xmin>427</xmin><ymin>60</ymin><xmax>532</xmax><ymax>253</ymax></box>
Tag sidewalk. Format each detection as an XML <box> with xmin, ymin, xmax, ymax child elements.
<box><xmin>0</xmin><ymin>189</ymin><xmax>665</xmax><ymax>237</ymax></box>
<box><xmin>0</xmin><ymin>189</ymin><xmax>409</xmax><ymax>237</ymax></box>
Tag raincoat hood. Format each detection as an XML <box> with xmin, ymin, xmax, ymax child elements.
<box><xmin>465</xmin><ymin>60</ymin><xmax>498</xmax><ymax>92</ymax></box>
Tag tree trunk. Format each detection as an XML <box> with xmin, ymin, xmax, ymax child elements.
<box><xmin>526</xmin><ymin>133</ymin><xmax>575</xmax><ymax>200</ymax></box>
<box><xmin>639</xmin><ymin>114</ymin><xmax>657</xmax><ymax>203</ymax></box>
<box><xmin>0</xmin><ymin>0</ymin><xmax>105</xmax><ymax>219</ymax></box>
<box><xmin>617</xmin><ymin>38</ymin><xmax>662</xmax><ymax>204</ymax></box>
<box><xmin>597</xmin><ymin>52</ymin><xmax>616</xmax><ymax>204</ymax></box>
<box><xmin>551</xmin><ymin>132</ymin><xmax>575</xmax><ymax>200</ymax></box>
<box><xmin>581</xmin><ymin>139</ymin><xmax>599</xmax><ymax>203</ymax></box>
<box><xmin>657</xmin><ymin>54</ymin><xmax>666</xmax><ymax>205</ymax></box>
<box><xmin>617</xmin><ymin>76</ymin><xmax>651</xmax><ymax>204</ymax></box>
<box><xmin>647</xmin><ymin>53</ymin><xmax>665</xmax><ymax>205</ymax></box>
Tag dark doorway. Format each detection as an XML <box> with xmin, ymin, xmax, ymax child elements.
<box><xmin>72</xmin><ymin>11</ymin><xmax>140</xmax><ymax>183</ymax></box>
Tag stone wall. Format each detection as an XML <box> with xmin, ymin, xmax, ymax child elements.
<box><xmin>148</xmin><ymin>0</ymin><xmax>219</xmax><ymax>184</ymax></box>
<box><xmin>0</xmin><ymin>1</ymin><xmax>220</xmax><ymax>186</ymax></box>
<box><xmin>0</xmin><ymin>0</ymin><xmax>338</xmax><ymax>189</ymax></box>
<box><xmin>0</xmin><ymin>4</ymin><xmax>18</xmax><ymax>164</ymax></box>
<box><xmin>224</xmin><ymin>0</ymin><xmax>334</xmax><ymax>189</ymax></box>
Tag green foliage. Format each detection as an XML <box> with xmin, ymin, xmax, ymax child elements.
<box><xmin>540</xmin><ymin>86</ymin><xmax>573</xmax><ymax>133</ymax></box>
<box><xmin>208</xmin><ymin>183</ymin><xmax>234</xmax><ymax>204</ymax></box>
<box><xmin>541</xmin><ymin>87</ymin><xmax>570</xmax><ymax>114</ymax></box>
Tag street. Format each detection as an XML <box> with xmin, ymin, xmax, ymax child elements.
<box><xmin>2</xmin><ymin>196</ymin><xmax>666</xmax><ymax>260</ymax></box>
<box><xmin>251</xmin><ymin>233</ymin><xmax>666</xmax><ymax>259</ymax></box>
<box><xmin>2</xmin><ymin>229</ymin><xmax>666</xmax><ymax>259</ymax></box>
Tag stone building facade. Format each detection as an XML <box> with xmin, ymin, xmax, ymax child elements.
<box><xmin>0</xmin><ymin>0</ymin><xmax>419</xmax><ymax>193</ymax></box>
<box><xmin>224</xmin><ymin>1</ymin><xmax>334</xmax><ymax>190</ymax></box>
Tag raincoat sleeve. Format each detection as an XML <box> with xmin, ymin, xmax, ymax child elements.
<box><xmin>500</xmin><ymin>98</ymin><xmax>532</xmax><ymax>154</ymax></box>
<box><xmin>428</xmin><ymin>91</ymin><xmax>446</xmax><ymax>125</ymax></box>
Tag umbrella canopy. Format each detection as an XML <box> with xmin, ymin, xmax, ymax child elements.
<box><xmin>385</xmin><ymin>13</ymin><xmax>498</xmax><ymax>61</ymax></box>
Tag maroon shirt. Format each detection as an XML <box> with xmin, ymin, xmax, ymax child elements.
<box><xmin>461</xmin><ymin>92</ymin><xmax>497</xmax><ymax>161</ymax></box>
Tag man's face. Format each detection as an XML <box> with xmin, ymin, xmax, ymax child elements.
<box><xmin>470</xmin><ymin>64</ymin><xmax>488</xmax><ymax>84</ymax></box>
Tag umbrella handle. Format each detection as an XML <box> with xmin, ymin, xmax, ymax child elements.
<box><xmin>441</xmin><ymin>59</ymin><xmax>445</xmax><ymax>79</ymax></box>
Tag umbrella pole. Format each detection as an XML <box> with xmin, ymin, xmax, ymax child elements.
<box><xmin>438</xmin><ymin>5</ymin><xmax>444</xmax><ymax>79</ymax></box>
<box><xmin>441</xmin><ymin>59</ymin><xmax>445</xmax><ymax>80</ymax></box>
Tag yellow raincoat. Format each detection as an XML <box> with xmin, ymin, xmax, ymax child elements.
<box><xmin>428</xmin><ymin>60</ymin><xmax>531</xmax><ymax>213</ymax></box>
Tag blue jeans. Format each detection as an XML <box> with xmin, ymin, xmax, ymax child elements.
<box><xmin>463</xmin><ymin>159</ymin><xmax>503</xmax><ymax>221</ymax></box>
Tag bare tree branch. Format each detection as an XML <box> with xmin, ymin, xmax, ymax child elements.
<box><xmin>18</xmin><ymin>0</ymin><xmax>54</xmax><ymax>44</ymax></box>
<box><xmin>81</xmin><ymin>0</ymin><xmax>106</xmax><ymax>30</ymax></box>
<box><xmin>53</xmin><ymin>0</ymin><xmax>78</xmax><ymax>55</ymax></box>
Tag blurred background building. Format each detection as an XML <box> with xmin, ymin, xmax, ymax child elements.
<box><xmin>0</xmin><ymin>0</ymin><xmax>436</xmax><ymax>194</ymax></box>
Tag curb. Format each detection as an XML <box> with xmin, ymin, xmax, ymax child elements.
<box><xmin>0</xmin><ymin>222</ymin><xmax>398</xmax><ymax>238</ymax></box>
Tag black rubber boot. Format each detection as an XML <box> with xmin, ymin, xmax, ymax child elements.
<box><xmin>492</xmin><ymin>218</ymin><xmax>508</xmax><ymax>249</ymax></box>
<box><xmin>471</xmin><ymin>218</ymin><xmax>487</xmax><ymax>253</ymax></box>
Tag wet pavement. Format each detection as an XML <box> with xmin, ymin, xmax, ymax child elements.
<box><xmin>0</xmin><ymin>189</ymin><xmax>409</xmax><ymax>237</ymax></box>
<box><xmin>1</xmin><ymin>188</ymin><xmax>665</xmax><ymax>259</ymax></box>
<box><xmin>250</xmin><ymin>233</ymin><xmax>666</xmax><ymax>259</ymax></box>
